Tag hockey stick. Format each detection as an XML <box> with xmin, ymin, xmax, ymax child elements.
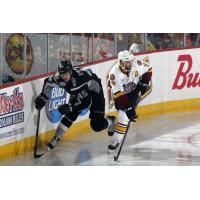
<box><xmin>34</xmin><ymin>109</ymin><xmax>45</xmax><ymax>158</ymax></box>
<box><xmin>114</xmin><ymin>120</ymin><xmax>131</xmax><ymax>162</ymax></box>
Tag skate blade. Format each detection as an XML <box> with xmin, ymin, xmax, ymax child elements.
<box><xmin>107</xmin><ymin>148</ymin><xmax>117</xmax><ymax>154</ymax></box>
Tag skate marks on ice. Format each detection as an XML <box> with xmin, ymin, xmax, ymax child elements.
<box><xmin>79</xmin><ymin>112</ymin><xmax>200</xmax><ymax>166</ymax></box>
<box><xmin>80</xmin><ymin>123</ymin><xmax>200</xmax><ymax>166</ymax></box>
<box><xmin>1</xmin><ymin>111</ymin><xmax>200</xmax><ymax>165</ymax></box>
<box><xmin>129</xmin><ymin>123</ymin><xmax>200</xmax><ymax>166</ymax></box>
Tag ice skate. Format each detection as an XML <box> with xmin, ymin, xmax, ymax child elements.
<box><xmin>47</xmin><ymin>136</ymin><xmax>60</xmax><ymax>150</ymax></box>
<box><xmin>108</xmin><ymin>142</ymin><xmax>120</xmax><ymax>153</ymax></box>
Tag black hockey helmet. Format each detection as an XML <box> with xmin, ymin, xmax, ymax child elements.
<box><xmin>58</xmin><ymin>60</ymin><xmax>73</xmax><ymax>75</ymax></box>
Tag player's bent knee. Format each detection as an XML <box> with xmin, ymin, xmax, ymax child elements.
<box><xmin>61</xmin><ymin>116</ymin><xmax>73</xmax><ymax>128</ymax></box>
<box><xmin>90</xmin><ymin>118</ymin><xmax>107</xmax><ymax>132</ymax></box>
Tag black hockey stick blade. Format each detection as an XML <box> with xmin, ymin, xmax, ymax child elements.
<box><xmin>114</xmin><ymin>155</ymin><xmax>119</xmax><ymax>162</ymax></box>
<box><xmin>34</xmin><ymin>153</ymin><xmax>45</xmax><ymax>158</ymax></box>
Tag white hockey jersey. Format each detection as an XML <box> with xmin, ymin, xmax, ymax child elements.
<box><xmin>108</xmin><ymin>59</ymin><xmax>151</xmax><ymax>99</ymax></box>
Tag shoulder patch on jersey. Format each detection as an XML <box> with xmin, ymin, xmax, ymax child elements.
<box><xmin>143</xmin><ymin>63</ymin><xmax>149</xmax><ymax>68</ymax></box>
<box><xmin>143</xmin><ymin>56</ymin><xmax>149</xmax><ymax>63</ymax></box>
<box><xmin>135</xmin><ymin>71</ymin><xmax>139</xmax><ymax>77</ymax></box>
<box><xmin>110</xmin><ymin>74</ymin><xmax>115</xmax><ymax>81</ymax></box>
<box><xmin>85</xmin><ymin>68</ymin><xmax>93</xmax><ymax>76</ymax></box>
<box><xmin>137</xmin><ymin>60</ymin><xmax>142</xmax><ymax>65</ymax></box>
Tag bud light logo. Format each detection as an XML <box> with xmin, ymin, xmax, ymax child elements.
<box><xmin>45</xmin><ymin>86</ymin><xmax>69</xmax><ymax>123</ymax></box>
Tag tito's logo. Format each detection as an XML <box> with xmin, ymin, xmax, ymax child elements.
<box><xmin>172</xmin><ymin>54</ymin><xmax>200</xmax><ymax>90</ymax></box>
<box><xmin>45</xmin><ymin>86</ymin><xmax>69</xmax><ymax>123</ymax></box>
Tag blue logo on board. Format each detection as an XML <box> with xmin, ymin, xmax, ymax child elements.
<box><xmin>45</xmin><ymin>86</ymin><xmax>69</xmax><ymax>123</ymax></box>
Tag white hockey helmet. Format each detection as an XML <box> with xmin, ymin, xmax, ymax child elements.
<box><xmin>118</xmin><ymin>50</ymin><xmax>135</xmax><ymax>73</ymax></box>
<box><xmin>129</xmin><ymin>43</ymin><xmax>142</xmax><ymax>53</ymax></box>
<box><xmin>118</xmin><ymin>50</ymin><xmax>135</xmax><ymax>62</ymax></box>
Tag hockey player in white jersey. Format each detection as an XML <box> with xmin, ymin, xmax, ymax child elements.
<box><xmin>108</xmin><ymin>50</ymin><xmax>152</xmax><ymax>152</ymax></box>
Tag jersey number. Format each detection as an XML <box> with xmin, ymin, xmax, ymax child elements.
<box><xmin>76</xmin><ymin>90</ymin><xmax>88</xmax><ymax>103</ymax></box>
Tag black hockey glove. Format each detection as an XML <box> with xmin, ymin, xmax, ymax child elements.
<box><xmin>136</xmin><ymin>80</ymin><xmax>150</xmax><ymax>95</ymax></box>
<box><xmin>58</xmin><ymin>104</ymin><xmax>73</xmax><ymax>115</ymax></box>
<box><xmin>123</xmin><ymin>107</ymin><xmax>137</xmax><ymax>122</ymax></box>
<box><xmin>35</xmin><ymin>93</ymin><xmax>48</xmax><ymax>110</ymax></box>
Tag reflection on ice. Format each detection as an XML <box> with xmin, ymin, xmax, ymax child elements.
<box><xmin>1</xmin><ymin>111</ymin><xmax>200</xmax><ymax>166</ymax></box>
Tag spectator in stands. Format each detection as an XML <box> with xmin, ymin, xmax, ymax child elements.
<box><xmin>58</xmin><ymin>51</ymin><xmax>70</xmax><ymax>61</ymax></box>
<box><xmin>195</xmin><ymin>33</ymin><xmax>200</xmax><ymax>46</ymax></box>
<box><xmin>116</xmin><ymin>33</ymin><xmax>130</xmax><ymax>53</ymax></box>
<box><xmin>34</xmin><ymin>46</ymin><xmax>45</xmax><ymax>65</ymax></box>
<box><xmin>185</xmin><ymin>34</ymin><xmax>192</xmax><ymax>47</ymax></box>
<box><xmin>147</xmin><ymin>33</ymin><xmax>162</xmax><ymax>49</ymax></box>
<box><xmin>129</xmin><ymin>43</ymin><xmax>143</xmax><ymax>53</ymax></box>
<box><xmin>189</xmin><ymin>33</ymin><xmax>198</xmax><ymax>46</ymax></box>
<box><xmin>128</xmin><ymin>33</ymin><xmax>158</xmax><ymax>52</ymax></box>
<box><xmin>71</xmin><ymin>33</ymin><xmax>92</xmax><ymax>65</ymax></box>
<box><xmin>72</xmin><ymin>44</ymin><xmax>84</xmax><ymax>65</ymax></box>
<box><xmin>161</xmin><ymin>33</ymin><xmax>183</xmax><ymax>49</ymax></box>
<box><xmin>128</xmin><ymin>33</ymin><xmax>144</xmax><ymax>50</ymax></box>
<box><xmin>94</xmin><ymin>33</ymin><xmax>114</xmax><ymax>61</ymax></box>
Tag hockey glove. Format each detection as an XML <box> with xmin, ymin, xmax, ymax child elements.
<box><xmin>58</xmin><ymin>104</ymin><xmax>73</xmax><ymax>115</ymax></box>
<box><xmin>136</xmin><ymin>80</ymin><xmax>150</xmax><ymax>95</ymax></box>
<box><xmin>35</xmin><ymin>93</ymin><xmax>48</xmax><ymax>110</ymax></box>
<box><xmin>124</xmin><ymin>107</ymin><xmax>137</xmax><ymax>122</ymax></box>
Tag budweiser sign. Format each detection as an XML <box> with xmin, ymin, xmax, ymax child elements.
<box><xmin>172</xmin><ymin>54</ymin><xmax>200</xmax><ymax>90</ymax></box>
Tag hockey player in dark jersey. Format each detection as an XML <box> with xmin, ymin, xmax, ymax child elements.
<box><xmin>35</xmin><ymin>60</ymin><xmax>116</xmax><ymax>149</ymax></box>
